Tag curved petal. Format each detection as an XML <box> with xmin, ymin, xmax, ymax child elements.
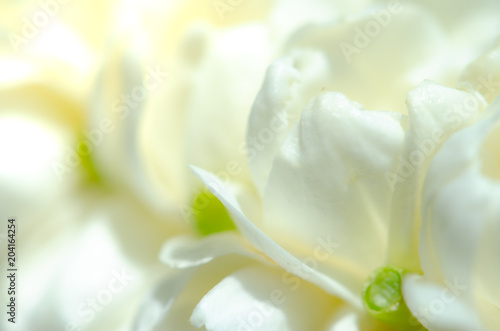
<box><xmin>263</xmin><ymin>92</ymin><xmax>405</xmax><ymax>294</ymax></box>
<box><xmin>419</xmin><ymin>98</ymin><xmax>500</xmax><ymax>281</ymax></box>
<box><xmin>418</xmin><ymin>99</ymin><xmax>500</xmax><ymax>329</ymax></box>
<box><xmin>403</xmin><ymin>274</ymin><xmax>485</xmax><ymax>331</ymax></box>
<box><xmin>246</xmin><ymin>51</ymin><xmax>330</xmax><ymax>194</ymax></box>
<box><xmin>190</xmin><ymin>165</ymin><xmax>362</xmax><ymax>309</ymax></box>
<box><xmin>133</xmin><ymin>268</ymin><xmax>197</xmax><ymax>331</ymax></box>
<box><xmin>191</xmin><ymin>265</ymin><xmax>339</xmax><ymax>331</ymax></box>
<box><xmin>269</xmin><ymin>0</ymin><xmax>372</xmax><ymax>44</ymax></box>
<box><xmin>133</xmin><ymin>255</ymin><xmax>257</xmax><ymax>331</ymax></box>
<box><xmin>371</xmin><ymin>0</ymin><xmax>500</xmax><ymax>85</ymax></box>
<box><xmin>140</xmin><ymin>23</ymin><xmax>273</xmax><ymax>209</ymax></box>
<box><xmin>159</xmin><ymin>232</ymin><xmax>270</xmax><ymax>269</ymax></box>
<box><xmin>322</xmin><ymin>306</ymin><xmax>386</xmax><ymax>331</ymax></box>
<box><xmin>247</xmin><ymin>2</ymin><xmax>450</xmax><ymax>195</ymax></box>
<box><xmin>387</xmin><ymin>80</ymin><xmax>486</xmax><ymax>271</ymax></box>
<box><xmin>90</xmin><ymin>44</ymin><xmax>168</xmax><ymax>212</ymax></box>
<box><xmin>460</xmin><ymin>43</ymin><xmax>500</xmax><ymax>104</ymax></box>
<box><xmin>324</xmin><ymin>309</ymin><xmax>362</xmax><ymax>331</ymax></box>
<box><xmin>283</xmin><ymin>3</ymin><xmax>448</xmax><ymax>113</ymax></box>
<box><xmin>183</xmin><ymin>24</ymin><xmax>272</xmax><ymax>182</ymax></box>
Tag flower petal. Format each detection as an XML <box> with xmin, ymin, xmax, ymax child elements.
<box><xmin>418</xmin><ymin>98</ymin><xmax>500</xmax><ymax>329</ymax></box>
<box><xmin>263</xmin><ymin>92</ymin><xmax>405</xmax><ymax>294</ymax></box>
<box><xmin>90</xmin><ymin>44</ymin><xmax>167</xmax><ymax>211</ymax></box>
<box><xmin>324</xmin><ymin>309</ymin><xmax>362</xmax><ymax>331</ymax></box>
<box><xmin>323</xmin><ymin>306</ymin><xmax>386</xmax><ymax>331</ymax></box>
<box><xmin>191</xmin><ymin>265</ymin><xmax>339</xmax><ymax>331</ymax></box>
<box><xmin>246</xmin><ymin>51</ymin><xmax>330</xmax><ymax>194</ymax></box>
<box><xmin>159</xmin><ymin>232</ymin><xmax>269</xmax><ymax>269</ymax></box>
<box><xmin>403</xmin><ymin>274</ymin><xmax>484</xmax><ymax>331</ymax></box>
<box><xmin>387</xmin><ymin>80</ymin><xmax>486</xmax><ymax>271</ymax></box>
<box><xmin>190</xmin><ymin>165</ymin><xmax>362</xmax><ymax>309</ymax></box>
<box><xmin>133</xmin><ymin>255</ymin><xmax>256</xmax><ymax>331</ymax></box>
<box><xmin>133</xmin><ymin>269</ymin><xmax>197</xmax><ymax>331</ymax></box>
<box><xmin>183</xmin><ymin>24</ymin><xmax>272</xmax><ymax>187</ymax></box>
<box><xmin>283</xmin><ymin>3</ymin><xmax>448</xmax><ymax>113</ymax></box>
<box><xmin>141</xmin><ymin>24</ymin><xmax>272</xmax><ymax>209</ymax></box>
<box><xmin>460</xmin><ymin>43</ymin><xmax>500</xmax><ymax>104</ymax></box>
<box><xmin>269</xmin><ymin>0</ymin><xmax>371</xmax><ymax>43</ymax></box>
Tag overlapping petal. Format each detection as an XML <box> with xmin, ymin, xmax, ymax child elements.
<box><xmin>409</xmin><ymin>98</ymin><xmax>500</xmax><ymax>329</ymax></box>
<box><xmin>262</xmin><ymin>91</ymin><xmax>405</xmax><ymax>294</ymax></box>
<box><xmin>191</xmin><ymin>166</ymin><xmax>362</xmax><ymax>308</ymax></box>
<box><xmin>282</xmin><ymin>3</ymin><xmax>447</xmax><ymax>113</ymax></box>
<box><xmin>403</xmin><ymin>274</ymin><xmax>484</xmax><ymax>331</ymax></box>
<box><xmin>387</xmin><ymin>80</ymin><xmax>486</xmax><ymax>271</ymax></box>
<box><xmin>133</xmin><ymin>256</ymin><xmax>259</xmax><ymax>331</ymax></box>
<box><xmin>159</xmin><ymin>232</ymin><xmax>269</xmax><ymax>269</ymax></box>
<box><xmin>191</xmin><ymin>265</ymin><xmax>339</xmax><ymax>331</ymax></box>
<box><xmin>140</xmin><ymin>24</ymin><xmax>273</xmax><ymax>211</ymax></box>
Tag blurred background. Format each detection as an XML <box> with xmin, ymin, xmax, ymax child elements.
<box><xmin>0</xmin><ymin>1</ymin><xmax>298</xmax><ymax>330</ymax></box>
<box><xmin>0</xmin><ymin>0</ymin><xmax>499</xmax><ymax>330</ymax></box>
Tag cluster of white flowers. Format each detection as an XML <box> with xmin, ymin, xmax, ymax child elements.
<box><xmin>130</xmin><ymin>0</ymin><xmax>500</xmax><ymax>330</ymax></box>
<box><xmin>0</xmin><ymin>0</ymin><xmax>499</xmax><ymax>330</ymax></box>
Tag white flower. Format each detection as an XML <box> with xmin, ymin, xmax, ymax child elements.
<box><xmin>136</xmin><ymin>0</ymin><xmax>500</xmax><ymax>330</ymax></box>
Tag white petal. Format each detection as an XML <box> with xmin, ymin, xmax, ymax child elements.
<box><xmin>134</xmin><ymin>255</ymin><xmax>257</xmax><ymax>331</ymax></box>
<box><xmin>403</xmin><ymin>274</ymin><xmax>485</xmax><ymax>331</ymax></box>
<box><xmin>387</xmin><ymin>80</ymin><xmax>486</xmax><ymax>271</ymax></box>
<box><xmin>322</xmin><ymin>307</ymin><xmax>386</xmax><ymax>331</ymax></box>
<box><xmin>141</xmin><ymin>24</ymin><xmax>273</xmax><ymax>209</ymax></box>
<box><xmin>90</xmin><ymin>45</ymin><xmax>168</xmax><ymax>212</ymax></box>
<box><xmin>324</xmin><ymin>310</ymin><xmax>362</xmax><ymax>331</ymax></box>
<box><xmin>284</xmin><ymin>4</ymin><xmax>448</xmax><ymax>113</ymax></box>
<box><xmin>190</xmin><ymin>166</ymin><xmax>362</xmax><ymax>309</ymax></box>
<box><xmin>404</xmin><ymin>0</ymin><xmax>500</xmax><ymax>58</ymax></box>
<box><xmin>269</xmin><ymin>0</ymin><xmax>371</xmax><ymax>43</ymax></box>
<box><xmin>460</xmin><ymin>44</ymin><xmax>500</xmax><ymax>104</ymax></box>
<box><xmin>263</xmin><ymin>92</ymin><xmax>405</xmax><ymax>294</ymax></box>
<box><xmin>159</xmin><ymin>232</ymin><xmax>269</xmax><ymax>269</ymax></box>
<box><xmin>184</xmin><ymin>24</ymin><xmax>273</xmax><ymax>187</ymax></box>
<box><xmin>191</xmin><ymin>265</ymin><xmax>339</xmax><ymax>331</ymax></box>
<box><xmin>247</xmin><ymin>51</ymin><xmax>330</xmax><ymax>194</ymax></box>
<box><xmin>133</xmin><ymin>269</ymin><xmax>197</xmax><ymax>331</ymax></box>
<box><xmin>133</xmin><ymin>268</ymin><xmax>198</xmax><ymax>331</ymax></box>
<box><xmin>418</xmin><ymin>99</ymin><xmax>500</xmax><ymax>329</ymax></box>
<box><xmin>419</xmin><ymin>98</ymin><xmax>500</xmax><ymax>282</ymax></box>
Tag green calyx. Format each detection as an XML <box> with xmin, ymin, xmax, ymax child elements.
<box><xmin>80</xmin><ymin>151</ymin><xmax>102</xmax><ymax>184</ymax></box>
<box><xmin>75</xmin><ymin>134</ymin><xmax>103</xmax><ymax>185</ymax></box>
<box><xmin>193</xmin><ymin>190</ymin><xmax>236</xmax><ymax>236</ymax></box>
<box><xmin>362</xmin><ymin>265</ymin><xmax>425</xmax><ymax>331</ymax></box>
